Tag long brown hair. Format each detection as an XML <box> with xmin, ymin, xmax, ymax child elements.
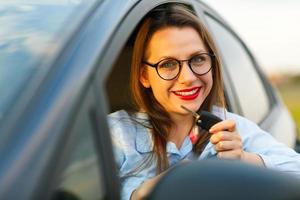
<box><xmin>130</xmin><ymin>3</ymin><xmax>225</xmax><ymax>173</ymax></box>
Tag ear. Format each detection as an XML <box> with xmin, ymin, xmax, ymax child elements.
<box><xmin>139</xmin><ymin>67</ymin><xmax>151</xmax><ymax>88</ymax></box>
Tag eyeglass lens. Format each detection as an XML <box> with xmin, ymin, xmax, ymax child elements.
<box><xmin>157</xmin><ymin>54</ymin><xmax>212</xmax><ymax>80</ymax></box>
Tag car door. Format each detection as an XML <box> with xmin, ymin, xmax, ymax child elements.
<box><xmin>48</xmin><ymin>85</ymin><xmax>119</xmax><ymax>200</ymax></box>
<box><xmin>0</xmin><ymin>0</ymin><xmax>297</xmax><ymax>200</ymax></box>
<box><xmin>192</xmin><ymin>2</ymin><xmax>297</xmax><ymax>148</ymax></box>
<box><xmin>0</xmin><ymin>1</ymin><xmax>121</xmax><ymax>199</ymax></box>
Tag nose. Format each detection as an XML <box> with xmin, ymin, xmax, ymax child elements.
<box><xmin>177</xmin><ymin>61</ymin><xmax>198</xmax><ymax>84</ymax></box>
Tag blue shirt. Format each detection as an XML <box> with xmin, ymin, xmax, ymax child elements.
<box><xmin>108</xmin><ymin>108</ymin><xmax>300</xmax><ymax>200</ymax></box>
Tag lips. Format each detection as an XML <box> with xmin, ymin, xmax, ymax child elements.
<box><xmin>173</xmin><ymin>87</ymin><xmax>201</xmax><ymax>100</ymax></box>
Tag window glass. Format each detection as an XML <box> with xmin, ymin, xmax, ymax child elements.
<box><xmin>205</xmin><ymin>15</ymin><xmax>270</xmax><ymax>123</ymax></box>
<box><xmin>52</xmin><ymin>102</ymin><xmax>104</xmax><ymax>200</ymax></box>
<box><xmin>0</xmin><ymin>0</ymin><xmax>97</xmax><ymax>124</ymax></box>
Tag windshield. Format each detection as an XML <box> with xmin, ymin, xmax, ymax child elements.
<box><xmin>0</xmin><ymin>0</ymin><xmax>97</xmax><ymax>123</ymax></box>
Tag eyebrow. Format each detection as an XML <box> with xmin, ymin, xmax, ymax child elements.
<box><xmin>189</xmin><ymin>50</ymin><xmax>209</xmax><ymax>57</ymax></box>
<box><xmin>155</xmin><ymin>50</ymin><xmax>209</xmax><ymax>62</ymax></box>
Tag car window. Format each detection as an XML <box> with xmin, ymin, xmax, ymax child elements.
<box><xmin>51</xmin><ymin>92</ymin><xmax>104</xmax><ymax>200</ymax></box>
<box><xmin>0</xmin><ymin>0</ymin><xmax>97</xmax><ymax>124</ymax></box>
<box><xmin>205</xmin><ymin>15</ymin><xmax>270</xmax><ymax>123</ymax></box>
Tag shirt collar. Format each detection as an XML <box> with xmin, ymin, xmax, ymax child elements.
<box><xmin>135</xmin><ymin>127</ymin><xmax>194</xmax><ymax>157</ymax></box>
<box><xmin>135</xmin><ymin>127</ymin><xmax>153</xmax><ymax>153</ymax></box>
<box><xmin>134</xmin><ymin>112</ymin><xmax>196</xmax><ymax>156</ymax></box>
<box><xmin>166</xmin><ymin>137</ymin><xmax>193</xmax><ymax>157</ymax></box>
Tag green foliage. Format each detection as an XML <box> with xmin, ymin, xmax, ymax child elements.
<box><xmin>291</xmin><ymin>75</ymin><xmax>300</xmax><ymax>84</ymax></box>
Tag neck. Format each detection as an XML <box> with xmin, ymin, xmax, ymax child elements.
<box><xmin>168</xmin><ymin>113</ymin><xmax>194</xmax><ymax>149</ymax></box>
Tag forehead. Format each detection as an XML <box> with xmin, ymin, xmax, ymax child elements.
<box><xmin>146</xmin><ymin>26</ymin><xmax>207</xmax><ymax>60</ymax></box>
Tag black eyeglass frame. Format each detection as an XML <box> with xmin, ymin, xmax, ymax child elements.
<box><xmin>142</xmin><ymin>53</ymin><xmax>215</xmax><ymax>80</ymax></box>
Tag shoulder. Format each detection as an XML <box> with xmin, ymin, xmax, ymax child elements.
<box><xmin>107</xmin><ymin>110</ymin><xmax>151</xmax><ymax>148</ymax></box>
<box><xmin>108</xmin><ymin>109</ymin><xmax>131</xmax><ymax>125</ymax></box>
<box><xmin>108</xmin><ymin>110</ymin><xmax>132</xmax><ymax>129</ymax></box>
<box><xmin>107</xmin><ymin>110</ymin><xmax>153</xmax><ymax>170</ymax></box>
<box><xmin>108</xmin><ymin>110</ymin><xmax>149</xmax><ymax>137</ymax></box>
<box><xmin>107</xmin><ymin>110</ymin><xmax>138</xmax><ymax>143</ymax></box>
<box><xmin>107</xmin><ymin>110</ymin><xmax>138</xmax><ymax>168</ymax></box>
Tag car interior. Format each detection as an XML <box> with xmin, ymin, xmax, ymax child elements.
<box><xmin>148</xmin><ymin>159</ymin><xmax>300</xmax><ymax>200</ymax></box>
<box><xmin>106</xmin><ymin>24</ymin><xmax>146</xmax><ymax>113</ymax></box>
<box><xmin>104</xmin><ymin>3</ymin><xmax>300</xmax><ymax>200</ymax></box>
<box><xmin>106</xmin><ymin>43</ymin><xmax>134</xmax><ymax>113</ymax></box>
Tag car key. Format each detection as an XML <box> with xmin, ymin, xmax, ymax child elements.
<box><xmin>181</xmin><ymin>105</ymin><xmax>223</xmax><ymax>131</ymax></box>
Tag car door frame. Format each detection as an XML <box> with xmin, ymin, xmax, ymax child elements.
<box><xmin>0</xmin><ymin>0</ymin><xmax>121</xmax><ymax>199</ymax></box>
<box><xmin>194</xmin><ymin>2</ymin><xmax>284</xmax><ymax>126</ymax></box>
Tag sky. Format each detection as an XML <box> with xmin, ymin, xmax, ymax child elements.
<box><xmin>203</xmin><ymin>0</ymin><xmax>300</xmax><ymax>75</ymax></box>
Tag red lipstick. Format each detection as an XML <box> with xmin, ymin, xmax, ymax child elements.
<box><xmin>173</xmin><ymin>87</ymin><xmax>201</xmax><ymax>100</ymax></box>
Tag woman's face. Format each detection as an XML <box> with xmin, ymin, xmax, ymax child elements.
<box><xmin>140</xmin><ymin>26</ymin><xmax>213</xmax><ymax>118</ymax></box>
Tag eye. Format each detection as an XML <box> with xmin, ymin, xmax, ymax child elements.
<box><xmin>158</xmin><ymin>59</ymin><xmax>178</xmax><ymax>69</ymax></box>
<box><xmin>190</xmin><ymin>54</ymin><xmax>206</xmax><ymax>64</ymax></box>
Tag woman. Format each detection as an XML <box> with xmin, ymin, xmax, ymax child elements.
<box><xmin>108</xmin><ymin>4</ymin><xmax>300</xmax><ymax>200</ymax></box>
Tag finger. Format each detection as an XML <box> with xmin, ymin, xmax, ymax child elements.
<box><xmin>210</xmin><ymin>131</ymin><xmax>225</xmax><ymax>144</ymax></box>
<box><xmin>209</xmin><ymin>119</ymin><xmax>236</xmax><ymax>133</ymax></box>
<box><xmin>210</xmin><ymin>131</ymin><xmax>240</xmax><ymax>144</ymax></box>
<box><xmin>214</xmin><ymin>140</ymin><xmax>243</xmax><ymax>152</ymax></box>
<box><xmin>217</xmin><ymin>149</ymin><xmax>243</xmax><ymax>160</ymax></box>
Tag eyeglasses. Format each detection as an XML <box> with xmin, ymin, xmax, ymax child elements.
<box><xmin>143</xmin><ymin>53</ymin><xmax>214</xmax><ymax>80</ymax></box>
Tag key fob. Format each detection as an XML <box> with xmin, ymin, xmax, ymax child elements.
<box><xmin>196</xmin><ymin>110</ymin><xmax>223</xmax><ymax>131</ymax></box>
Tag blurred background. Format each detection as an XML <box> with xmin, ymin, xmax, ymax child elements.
<box><xmin>204</xmin><ymin>0</ymin><xmax>300</xmax><ymax>140</ymax></box>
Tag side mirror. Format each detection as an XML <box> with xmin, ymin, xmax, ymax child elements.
<box><xmin>148</xmin><ymin>159</ymin><xmax>300</xmax><ymax>200</ymax></box>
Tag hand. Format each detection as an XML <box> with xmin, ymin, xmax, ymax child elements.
<box><xmin>209</xmin><ymin>119</ymin><xmax>265</xmax><ymax>166</ymax></box>
<box><xmin>209</xmin><ymin>119</ymin><xmax>244</xmax><ymax>160</ymax></box>
<box><xmin>131</xmin><ymin>171</ymin><xmax>166</xmax><ymax>200</ymax></box>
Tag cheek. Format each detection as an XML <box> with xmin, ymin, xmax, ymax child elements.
<box><xmin>148</xmin><ymin>76</ymin><xmax>173</xmax><ymax>100</ymax></box>
<box><xmin>151</xmin><ymin>80</ymin><xmax>171</xmax><ymax>96</ymax></box>
<box><xmin>147</xmin><ymin>71</ymin><xmax>160</xmax><ymax>88</ymax></box>
<box><xmin>208</xmin><ymin>74</ymin><xmax>213</xmax><ymax>90</ymax></box>
<box><xmin>140</xmin><ymin>68</ymin><xmax>158</xmax><ymax>88</ymax></box>
<box><xmin>203</xmin><ymin>72</ymin><xmax>213</xmax><ymax>91</ymax></box>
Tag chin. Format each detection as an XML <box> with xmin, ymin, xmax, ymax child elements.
<box><xmin>181</xmin><ymin>103</ymin><xmax>201</xmax><ymax>112</ymax></box>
